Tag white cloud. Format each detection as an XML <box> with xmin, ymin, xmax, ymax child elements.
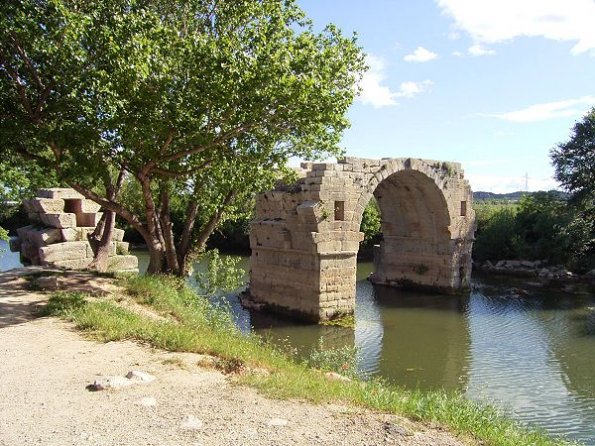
<box><xmin>359</xmin><ymin>55</ymin><xmax>399</xmax><ymax>108</ymax></box>
<box><xmin>396</xmin><ymin>80</ymin><xmax>434</xmax><ymax>98</ymax></box>
<box><xmin>452</xmin><ymin>50</ymin><xmax>464</xmax><ymax>57</ymax></box>
<box><xmin>482</xmin><ymin>96</ymin><xmax>595</xmax><ymax>122</ymax></box>
<box><xmin>468</xmin><ymin>44</ymin><xmax>495</xmax><ymax>56</ymax></box>
<box><xmin>437</xmin><ymin>0</ymin><xmax>595</xmax><ymax>55</ymax></box>
<box><xmin>448</xmin><ymin>31</ymin><xmax>461</xmax><ymax>40</ymax></box>
<box><xmin>358</xmin><ymin>55</ymin><xmax>433</xmax><ymax>108</ymax></box>
<box><xmin>467</xmin><ymin>173</ymin><xmax>559</xmax><ymax>193</ymax></box>
<box><xmin>404</xmin><ymin>46</ymin><xmax>438</xmax><ymax>62</ymax></box>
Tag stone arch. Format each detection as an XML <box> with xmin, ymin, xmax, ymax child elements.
<box><xmin>363</xmin><ymin>169</ymin><xmax>455</xmax><ymax>290</ymax></box>
<box><xmin>246</xmin><ymin>157</ymin><xmax>475</xmax><ymax>322</ymax></box>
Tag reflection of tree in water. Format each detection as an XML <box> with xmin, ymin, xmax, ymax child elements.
<box><xmin>369</xmin><ymin>283</ymin><xmax>471</xmax><ymax>391</ymax></box>
<box><xmin>476</xmin><ymin>273</ymin><xmax>595</xmax><ymax>402</ymax></box>
<box><xmin>546</xmin><ymin>306</ymin><xmax>595</xmax><ymax>400</ymax></box>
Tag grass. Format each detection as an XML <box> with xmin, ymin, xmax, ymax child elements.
<box><xmin>42</xmin><ymin>274</ymin><xmax>580</xmax><ymax>446</ymax></box>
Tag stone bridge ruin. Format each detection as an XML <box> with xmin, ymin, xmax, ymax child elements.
<box><xmin>246</xmin><ymin>157</ymin><xmax>475</xmax><ymax>322</ymax></box>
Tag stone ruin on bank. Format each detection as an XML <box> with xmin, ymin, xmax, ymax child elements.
<box><xmin>245</xmin><ymin>157</ymin><xmax>475</xmax><ymax>322</ymax></box>
<box><xmin>10</xmin><ymin>188</ymin><xmax>138</xmax><ymax>273</ymax></box>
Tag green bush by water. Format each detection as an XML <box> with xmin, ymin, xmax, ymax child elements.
<box><xmin>473</xmin><ymin>192</ymin><xmax>595</xmax><ymax>270</ymax></box>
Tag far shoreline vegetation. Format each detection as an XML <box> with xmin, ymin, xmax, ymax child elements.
<box><xmin>3</xmin><ymin>188</ymin><xmax>592</xmax><ymax>274</ymax></box>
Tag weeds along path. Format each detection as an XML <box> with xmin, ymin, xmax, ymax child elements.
<box><xmin>0</xmin><ymin>268</ymin><xmax>465</xmax><ymax>446</ymax></box>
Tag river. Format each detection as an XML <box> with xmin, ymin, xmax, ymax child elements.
<box><xmin>2</xmin><ymin>242</ymin><xmax>594</xmax><ymax>445</ymax></box>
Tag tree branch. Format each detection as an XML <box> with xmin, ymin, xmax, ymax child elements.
<box><xmin>69</xmin><ymin>182</ymin><xmax>150</xmax><ymax>242</ymax></box>
<box><xmin>11</xmin><ymin>36</ymin><xmax>44</xmax><ymax>90</ymax></box>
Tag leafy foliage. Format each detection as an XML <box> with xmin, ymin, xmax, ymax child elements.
<box><xmin>473</xmin><ymin>202</ymin><xmax>520</xmax><ymax>262</ymax></box>
<box><xmin>551</xmin><ymin>107</ymin><xmax>595</xmax><ymax>203</ymax></box>
<box><xmin>304</xmin><ymin>338</ymin><xmax>360</xmax><ymax>379</ymax></box>
<box><xmin>193</xmin><ymin>249</ymin><xmax>245</xmax><ymax>297</ymax></box>
<box><xmin>0</xmin><ymin>226</ymin><xmax>8</xmax><ymax>255</ymax></box>
<box><xmin>549</xmin><ymin>107</ymin><xmax>595</xmax><ymax>270</ymax></box>
<box><xmin>0</xmin><ymin>0</ymin><xmax>366</xmax><ymax>274</ymax></box>
<box><xmin>359</xmin><ymin>198</ymin><xmax>382</xmax><ymax>249</ymax></box>
<box><xmin>473</xmin><ymin>193</ymin><xmax>595</xmax><ymax>270</ymax></box>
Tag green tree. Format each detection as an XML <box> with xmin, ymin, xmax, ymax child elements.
<box><xmin>551</xmin><ymin>107</ymin><xmax>595</xmax><ymax>203</ymax></box>
<box><xmin>515</xmin><ymin>192</ymin><xmax>573</xmax><ymax>264</ymax></box>
<box><xmin>551</xmin><ymin>107</ymin><xmax>595</xmax><ymax>269</ymax></box>
<box><xmin>0</xmin><ymin>0</ymin><xmax>365</xmax><ymax>274</ymax></box>
<box><xmin>472</xmin><ymin>203</ymin><xmax>520</xmax><ymax>262</ymax></box>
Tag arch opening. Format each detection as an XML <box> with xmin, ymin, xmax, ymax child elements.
<box><xmin>359</xmin><ymin>170</ymin><xmax>455</xmax><ymax>291</ymax></box>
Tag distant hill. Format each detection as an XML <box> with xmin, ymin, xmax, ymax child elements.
<box><xmin>473</xmin><ymin>190</ymin><xmax>569</xmax><ymax>201</ymax></box>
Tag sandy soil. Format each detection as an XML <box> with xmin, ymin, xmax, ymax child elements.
<box><xmin>0</xmin><ymin>268</ymin><xmax>467</xmax><ymax>446</ymax></box>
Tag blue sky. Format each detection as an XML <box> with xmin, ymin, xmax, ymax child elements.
<box><xmin>296</xmin><ymin>0</ymin><xmax>595</xmax><ymax>193</ymax></box>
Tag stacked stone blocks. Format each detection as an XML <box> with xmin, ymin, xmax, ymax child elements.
<box><xmin>12</xmin><ymin>188</ymin><xmax>138</xmax><ymax>272</ymax></box>
<box><xmin>248</xmin><ymin>157</ymin><xmax>475</xmax><ymax>322</ymax></box>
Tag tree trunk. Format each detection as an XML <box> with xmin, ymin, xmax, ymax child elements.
<box><xmin>87</xmin><ymin>170</ymin><xmax>125</xmax><ymax>272</ymax></box>
<box><xmin>146</xmin><ymin>237</ymin><xmax>165</xmax><ymax>274</ymax></box>
<box><xmin>87</xmin><ymin>210</ymin><xmax>116</xmax><ymax>272</ymax></box>
<box><xmin>177</xmin><ymin>200</ymin><xmax>199</xmax><ymax>275</ymax></box>
<box><xmin>178</xmin><ymin>191</ymin><xmax>235</xmax><ymax>274</ymax></box>
<box><xmin>159</xmin><ymin>183</ymin><xmax>180</xmax><ymax>275</ymax></box>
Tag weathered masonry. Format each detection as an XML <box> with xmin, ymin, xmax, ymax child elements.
<box><xmin>246</xmin><ymin>157</ymin><xmax>475</xmax><ymax>322</ymax></box>
<box><xmin>11</xmin><ymin>188</ymin><xmax>139</xmax><ymax>272</ymax></box>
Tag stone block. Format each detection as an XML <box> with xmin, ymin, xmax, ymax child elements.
<box><xmin>33</xmin><ymin>198</ymin><xmax>65</xmax><ymax>213</ymax></box>
<box><xmin>106</xmin><ymin>241</ymin><xmax>130</xmax><ymax>256</ymax></box>
<box><xmin>107</xmin><ymin>255</ymin><xmax>139</xmax><ymax>272</ymax></box>
<box><xmin>115</xmin><ymin>242</ymin><xmax>129</xmax><ymax>255</ymax></box>
<box><xmin>16</xmin><ymin>225</ymin><xmax>35</xmax><ymax>241</ymax></box>
<box><xmin>20</xmin><ymin>240</ymin><xmax>40</xmax><ymax>265</ymax></box>
<box><xmin>29</xmin><ymin>228</ymin><xmax>62</xmax><ymax>246</ymax></box>
<box><xmin>53</xmin><ymin>258</ymin><xmax>92</xmax><ymax>270</ymax></box>
<box><xmin>27</xmin><ymin>212</ymin><xmax>42</xmax><ymax>223</ymax></box>
<box><xmin>37</xmin><ymin>188</ymin><xmax>84</xmax><ymax>199</ymax></box>
<box><xmin>22</xmin><ymin>200</ymin><xmax>37</xmax><ymax>213</ymax></box>
<box><xmin>77</xmin><ymin>212</ymin><xmax>103</xmax><ymax>227</ymax></box>
<box><xmin>80</xmin><ymin>199</ymin><xmax>101</xmax><ymax>213</ymax></box>
<box><xmin>60</xmin><ymin>228</ymin><xmax>81</xmax><ymax>242</ymax></box>
<box><xmin>39</xmin><ymin>241</ymin><xmax>89</xmax><ymax>263</ymax></box>
<box><xmin>40</xmin><ymin>213</ymin><xmax>77</xmax><ymax>229</ymax></box>
<box><xmin>113</xmin><ymin>228</ymin><xmax>125</xmax><ymax>242</ymax></box>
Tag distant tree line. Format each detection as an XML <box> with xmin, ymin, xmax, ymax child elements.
<box><xmin>474</xmin><ymin>107</ymin><xmax>595</xmax><ymax>271</ymax></box>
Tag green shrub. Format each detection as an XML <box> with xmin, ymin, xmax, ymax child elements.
<box><xmin>473</xmin><ymin>203</ymin><xmax>520</xmax><ymax>262</ymax></box>
<box><xmin>360</xmin><ymin>199</ymin><xmax>382</xmax><ymax>249</ymax></box>
<box><xmin>304</xmin><ymin>338</ymin><xmax>360</xmax><ymax>378</ymax></box>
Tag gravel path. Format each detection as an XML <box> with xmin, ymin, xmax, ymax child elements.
<box><xmin>0</xmin><ymin>269</ymin><xmax>467</xmax><ymax>446</ymax></box>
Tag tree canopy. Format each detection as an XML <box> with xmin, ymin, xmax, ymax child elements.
<box><xmin>0</xmin><ymin>0</ymin><xmax>366</xmax><ymax>274</ymax></box>
<box><xmin>551</xmin><ymin>107</ymin><xmax>595</xmax><ymax>203</ymax></box>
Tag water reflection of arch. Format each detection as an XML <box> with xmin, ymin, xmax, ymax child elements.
<box><xmin>368</xmin><ymin>283</ymin><xmax>471</xmax><ymax>390</ymax></box>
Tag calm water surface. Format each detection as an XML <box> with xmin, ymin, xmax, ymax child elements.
<box><xmin>3</xmin><ymin>243</ymin><xmax>594</xmax><ymax>444</ymax></box>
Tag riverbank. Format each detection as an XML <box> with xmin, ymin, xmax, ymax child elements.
<box><xmin>0</xmin><ymin>268</ymin><xmax>464</xmax><ymax>446</ymax></box>
<box><xmin>475</xmin><ymin>258</ymin><xmax>595</xmax><ymax>284</ymax></box>
<box><xmin>0</xmin><ymin>267</ymin><xmax>578</xmax><ymax>446</ymax></box>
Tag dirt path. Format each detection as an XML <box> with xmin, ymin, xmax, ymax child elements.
<box><xmin>0</xmin><ymin>268</ymin><xmax>466</xmax><ymax>446</ymax></box>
